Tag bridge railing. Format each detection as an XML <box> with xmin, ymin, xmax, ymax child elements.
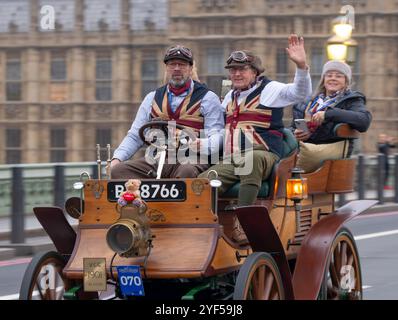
<box><xmin>0</xmin><ymin>162</ymin><xmax>100</xmax><ymax>217</ymax></box>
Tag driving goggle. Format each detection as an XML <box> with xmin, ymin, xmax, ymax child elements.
<box><xmin>165</xmin><ymin>46</ymin><xmax>193</xmax><ymax>59</ymax></box>
<box><xmin>227</xmin><ymin>51</ymin><xmax>253</xmax><ymax>64</ymax></box>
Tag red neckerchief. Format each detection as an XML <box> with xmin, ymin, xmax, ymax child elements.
<box><xmin>166</xmin><ymin>81</ymin><xmax>192</xmax><ymax>118</ymax></box>
<box><xmin>168</xmin><ymin>81</ymin><xmax>191</xmax><ymax>96</ymax></box>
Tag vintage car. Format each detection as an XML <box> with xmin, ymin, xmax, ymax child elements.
<box><xmin>19</xmin><ymin>121</ymin><xmax>376</xmax><ymax>300</ymax></box>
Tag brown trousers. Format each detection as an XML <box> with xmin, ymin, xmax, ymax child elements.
<box><xmin>198</xmin><ymin>149</ymin><xmax>279</xmax><ymax>194</ymax></box>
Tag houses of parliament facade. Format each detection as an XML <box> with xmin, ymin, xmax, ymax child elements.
<box><xmin>0</xmin><ymin>0</ymin><xmax>397</xmax><ymax>163</ymax></box>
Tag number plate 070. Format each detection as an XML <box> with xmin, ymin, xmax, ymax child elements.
<box><xmin>116</xmin><ymin>266</ymin><xmax>145</xmax><ymax>296</ymax></box>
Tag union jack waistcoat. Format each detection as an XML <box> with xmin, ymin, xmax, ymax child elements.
<box><xmin>151</xmin><ymin>81</ymin><xmax>209</xmax><ymax>132</ymax></box>
<box><xmin>225</xmin><ymin>77</ymin><xmax>285</xmax><ymax>158</ymax></box>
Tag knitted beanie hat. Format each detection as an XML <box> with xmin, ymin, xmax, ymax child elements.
<box><xmin>321</xmin><ymin>60</ymin><xmax>352</xmax><ymax>84</ymax></box>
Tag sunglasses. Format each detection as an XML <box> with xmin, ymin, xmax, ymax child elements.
<box><xmin>165</xmin><ymin>45</ymin><xmax>193</xmax><ymax>59</ymax></box>
<box><xmin>227</xmin><ymin>51</ymin><xmax>253</xmax><ymax>64</ymax></box>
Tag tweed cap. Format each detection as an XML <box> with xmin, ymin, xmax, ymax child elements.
<box><xmin>164</xmin><ymin>45</ymin><xmax>194</xmax><ymax>65</ymax></box>
<box><xmin>225</xmin><ymin>50</ymin><xmax>265</xmax><ymax>75</ymax></box>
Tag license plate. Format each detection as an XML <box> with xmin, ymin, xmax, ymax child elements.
<box><xmin>107</xmin><ymin>180</ymin><xmax>186</xmax><ymax>202</ymax></box>
<box><xmin>116</xmin><ymin>266</ymin><xmax>145</xmax><ymax>297</ymax></box>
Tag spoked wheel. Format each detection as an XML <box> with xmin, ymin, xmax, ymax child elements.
<box><xmin>233</xmin><ymin>252</ymin><xmax>285</xmax><ymax>300</ymax></box>
<box><xmin>318</xmin><ymin>228</ymin><xmax>362</xmax><ymax>300</ymax></box>
<box><xmin>19</xmin><ymin>251</ymin><xmax>73</xmax><ymax>300</ymax></box>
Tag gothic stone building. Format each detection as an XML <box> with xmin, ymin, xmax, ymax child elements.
<box><xmin>0</xmin><ymin>0</ymin><xmax>397</xmax><ymax>163</ymax></box>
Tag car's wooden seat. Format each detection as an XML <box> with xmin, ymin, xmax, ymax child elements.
<box><xmin>303</xmin><ymin>123</ymin><xmax>361</xmax><ymax>194</ymax></box>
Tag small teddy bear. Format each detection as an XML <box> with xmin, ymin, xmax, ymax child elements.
<box><xmin>117</xmin><ymin>179</ymin><xmax>142</xmax><ymax>207</ymax></box>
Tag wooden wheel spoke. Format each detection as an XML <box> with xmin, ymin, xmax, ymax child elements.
<box><xmin>255</xmin><ymin>266</ymin><xmax>266</xmax><ymax>299</ymax></box>
<box><xmin>56</xmin><ymin>288</ymin><xmax>63</xmax><ymax>300</ymax></box>
<box><xmin>248</xmin><ymin>288</ymin><xmax>254</xmax><ymax>300</ymax></box>
<box><xmin>331</xmin><ymin>288</ymin><xmax>339</xmax><ymax>300</ymax></box>
<box><xmin>54</xmin><ymin>273</ymin><xmax>65</xmax><ymax>300</ymax></box>
<box><xmin>271</xmin><ymin>290</ymin><xmax>279</xmax><ymax>300</ymax></box>
<box><xmin>327</xmin><ymin>283</ymin><xmax>339</xmax><ymax>299</ymax></box>
<box><xmin>263</xmin><ymin>270</ymin><xmax>274</xmax><ymax>300</ymax></box>
<box><xmin>270</xmin><ymin>276</ymin><xmax>281</xmax><ymax>300</ymax></box>
<box><xmin>250</xmin><ymin>269</ymin><xmax>260</xmax><ymax>298</ymax></box>
<box><xmin>35</xmin><ymin>278</ymin><xmax>45</xmax><ymax>300</ymax></box>
<box><xmin>347</xmin><ymin>253</ymin><xmax>354</xmax><ymax>267</ymax></box>
<box><xmin>341</xmin><ymin>242</ymin><xmax>347</xmax><ymax>267</ymax></box>
<box><xmin>334</xmin><ymin>244</ymin><xmax>342</xmax><ymax>273</ymax></box>
<box><xmin>352</xmin><ymin>276</ymin><xmax>358</xmax><ymax>291</ymax></box>
<box><xmin>329</xmin><ymin>262</ymin><xmax>339</xmax><ymax>287</ymax></box>
<box><xmin>49</xmin><ymin>289</ymin><xmax>57</xmax><ymax>300</ymax></box>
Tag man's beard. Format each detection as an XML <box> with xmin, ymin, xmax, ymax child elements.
<box><xmin>169</xmin><ymin>76</ymin><xmax>189</xmax><ymax>88</ymax></box>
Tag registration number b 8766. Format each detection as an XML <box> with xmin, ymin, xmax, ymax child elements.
<box><xmin>107</xmin><ymin>180</ymin><xmax>186</xmax><ymax>202</ymax></box>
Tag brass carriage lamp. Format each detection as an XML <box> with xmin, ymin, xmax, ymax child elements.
<box><xmin>286</xmin><ymin>168</ymin><xmax>308</xmax><ymax>202</ymax></box>
<box><xmin>287</xmin><ymin>168</ymin><xmax>308</xmax><ymax>234</ymax></box>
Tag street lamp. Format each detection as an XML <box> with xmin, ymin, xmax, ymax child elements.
<box><xmin>327</xmin><ymin>35</ymin><xmax>348</xmax><ymax>61</ymax></box>
<box><xmin>344</xmin><ymin>38</ymin><xmax>358</xmax><ymax>65</ymax></box>
<box><xmin>327</xmin><ymin>6</ymin><xmax>357</xmax><ymax>63</ymax></box>
<box><xmin>332</xmin><ymin>16</ymin><xmax>353</xmax><ymax>40</ymax></box>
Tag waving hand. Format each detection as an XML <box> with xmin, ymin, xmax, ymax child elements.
<box><xmin>286</xmin><ymin>34</ymin><xmax>308</xmax><ymax>70</ymax></box>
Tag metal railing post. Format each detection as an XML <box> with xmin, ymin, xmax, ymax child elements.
<box><xmin>338</xmin><ymin>194</ymin><xmax>346</xmax><ymax>207</ymax></box>
<box><xmin>54</xmin><ymin>165</ymin><xmax>65</xmax><ymax>208</ymax></box>
<box><xmin>377</xmin><ymin>154</ymin><xmax>385</xmax><ymax>205</ymax></box>
<box><xmin>91</xmin><ymin>164</ymin><xmax>98</xmax><ymax>180</ymax></box>
<box><xmin>11</xmin><ymin>167</ymin><xmax>25</xmax><ymax>243</ymax></box>
<box><xmin>357</xmin><ymin>154</ymin><xmax>365</xmax><ymax>200</ymax></box>
<box><xmin>395</xmin><ymin>154</ymin><xmax>398</xmax><ymax>203</ymax></box>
